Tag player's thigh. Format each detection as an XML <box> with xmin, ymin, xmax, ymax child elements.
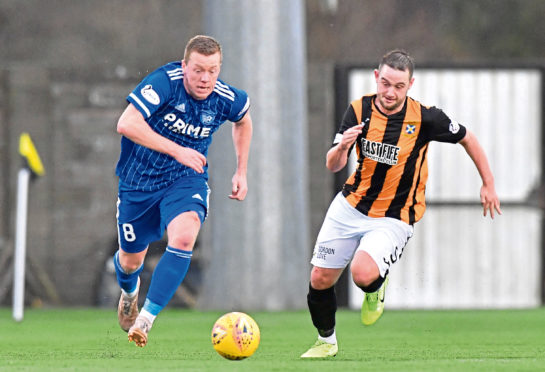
<box><xmin>311</xmin><ymin>237</ymin><xmax>359</xmax><ymax>269</ymax></box>
<box><xmin>310</xmin><ymin>237</ymin><xmax>359</xmax><ymax>288</ymax></box>
<box><xmin>161</xmin><ymin>176</ymin><xmax>209</xmax><ymax>250</ymax></box>
<box><xmin>161</xmin><ymin>176</ymin><xmax>209</xmax><ymax>224</ymax></box>
<box><xmin>356</xmin><ymin>221</ymin><xmax>413</xmax><ymax>278</ymax></box>
<box><xmin>310</xmin><ymin>194</ymin><xmax>362</xmax><ymax>286</ymax></box>
<box><xmin>350</xmin><ymin>250</ymin><xmax>380</xmax><ymax>287</ymax></box>
<box><xmin>166</xmin><ymin>211</ymin><xmax>201</xmax><ymax>250</ymax></box>
<box><xmin>116</xmin><ymin>190</ymin><xmax>164</xmax><ymax>254</ymax></box>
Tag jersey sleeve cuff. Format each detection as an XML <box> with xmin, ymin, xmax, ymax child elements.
<box><xmin>127</xmin><ymin>93</ymin><xmax>152</xmax><ymax>119</ymax></box>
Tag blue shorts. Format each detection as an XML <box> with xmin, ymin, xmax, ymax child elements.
<box><xmin>116</xmin><ymin>176</ymin><xmax>210</xmax><ymax>253</ymax></box>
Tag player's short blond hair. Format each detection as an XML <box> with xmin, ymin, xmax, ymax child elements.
<box><xmin>184</xmin><ymin>35</ymin><xmax>222</xmax><ymax>62</ymax></box>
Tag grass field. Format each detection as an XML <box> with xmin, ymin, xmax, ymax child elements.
<box><xmin>1</xmin><ymin>307</ymin><xmax>544</xmax><ymax>371</ymax></box>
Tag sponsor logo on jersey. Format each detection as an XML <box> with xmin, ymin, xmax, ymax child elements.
<box><xmin>141</xmin><ymin>85</ymin><xmax>161</xmax><ymax>105</ymax></box>
<box><xmin>163</xmin><ymin>113</ymin><xmax>211</xmax><ymax>138</ymax></box>
<box><xmin>449</xmin><ymin>121</ymin><xmax>460</xmax><ymax>134</ymax></box>
<box><xmin>361</xmin><ymin>138</ymin><xmax>400</xmax><ymax>165</ymax></box>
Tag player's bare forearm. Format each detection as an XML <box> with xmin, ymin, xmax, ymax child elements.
<box><xmin>326</xmin><ymin>145</ymin><xmax>349</xmax><ymax>172</ymax></box>
<box><xmin>459</xmin><ymin>131</ymin><xmax>493</xmax><ymax>185</ymax></box>
<box><xmin>230</xmin><ymin>112</ymin><xmax>253</xmax><ymax>200</ymax></box>
<box><xmin>232</xmin><ymin>112</ymin><xmax>252</xmax><ymax>173</ymax></box>
<box><xmin>459</xmin><ymin>130</ymin><xmax>502</xmax><ymax>218</ymax></box>
<box><xmin>117</xmin><ymin>104</ymin><xmax>206</xmax><ymax>173</ymax></box>
<box><xmin>117</xmin><ymin>104</ymin><xmax>180</xmax><ymax>155</ymax></box>
<box><xmin>326</xmin><ymin>123</ymin><xmax>364</xmax><ymax>172</ymax></box>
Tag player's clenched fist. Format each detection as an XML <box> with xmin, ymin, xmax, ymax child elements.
<box><xmin>339</xmin><ymin>124</ymin><xmax>364</xmax><ymax>150</ymax></box>
<box><xmin>175</xmin><ymin>147</ymin><xmax>207</xmax><ymax>173</ymax></box>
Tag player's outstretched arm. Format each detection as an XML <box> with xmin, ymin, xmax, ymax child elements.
<box><xmin>459</xmin><ymin>130</ymin><xmax>502</xmax><ymax>219</ymax></box>
<box><xmin>117</xmin><ymin>103</ymin><xmax>206</xmax><ymax>173</ymax></box>
<box><xmin>230</xmin><ymin>111</ymin><xmax>253</xmax><ymax>201</ymax></box>
<box><xmin>326</xmin><ymin>123</ymin><xmax>364</xmax><ymax>173</ymax></box>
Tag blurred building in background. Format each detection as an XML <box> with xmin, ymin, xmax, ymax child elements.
<box><xmin>0</xmin><ymin>0</ymin><xmax>543</xmax><ymax>309</ymax></box>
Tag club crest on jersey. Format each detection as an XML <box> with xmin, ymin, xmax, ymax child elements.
<box><xmin>402</xmin><ymin>121</ymin><xmax>419</xmax><ymax>137</ymax></box>
<box><xmin>141</xmin><ymin>85</ymin><xmax>160</xmax><ymax>105</ymax></box>
<box><xmin>200</xmin><ymin>111</ymin><xmax>215</xmax><ymax>124</ymax></box>
<box><xmin>405</xmin><ymin>124</ymin><xmax>416</xmax><ymax>134</ymax></box>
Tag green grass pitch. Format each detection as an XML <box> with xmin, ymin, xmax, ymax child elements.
<box><xmin>1</xmin><ymin>307</ymin><xmax>544</xmax><ymax>371</ymax></box>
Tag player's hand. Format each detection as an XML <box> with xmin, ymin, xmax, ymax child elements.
<box><xmin>229</xmin><ymin>172</ymin><xmax>248</xmax><ymax>201</ymax></box>
<box><xmin>339</xmin><ymin>124</ymin><xmax>364</xmax><ymax>150</ymax></box>
<box><xmin>480</xmin><ymin>184</ymin><xmax>502</xmax><ymax>219</ymax></box>
<box><xmin>174</xmin><ymin>147</ymin><xmax>207</xmax><ymax>173</ymax></box>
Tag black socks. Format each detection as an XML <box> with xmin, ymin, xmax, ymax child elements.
<box><xmin>307</xmin><ymin>283</ymin><xmax>337</xmax><ymax>337</ymax></box>
<box><xmin>357</xmin><ymin>274</ymin><xmax>386</xmax><ymax>293</ymax></box>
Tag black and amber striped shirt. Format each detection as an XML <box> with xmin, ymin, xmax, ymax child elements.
<box><xmin>335</xmin><ymin>95</ymin><xmax>466</xmax><ymax>225</ymax></box>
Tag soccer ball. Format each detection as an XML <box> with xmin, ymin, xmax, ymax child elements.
<box><xmin>211</xmin><ymin>312</ymin><xmax>260</xmax><ymax>360</ymax></box>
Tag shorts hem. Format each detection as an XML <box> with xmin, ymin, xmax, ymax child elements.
<box><xmin>309</xmin><ymin>260</ymin><xmax>348</xmax><ymax>269</ymax></box>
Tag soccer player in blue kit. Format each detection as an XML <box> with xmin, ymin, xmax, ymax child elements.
<box><xmin>114</xmin><ymin>35</ymin><xmax>253</xmax><ymax>347</ymax></box>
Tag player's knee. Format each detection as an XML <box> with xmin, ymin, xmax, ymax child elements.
<box><xmin>168</xmin><ymin>231</ymin><xmax>197</xmax><ymax>251</ymax></box>
<box><xmin>352</xmin><ymin>264</ymin><xmax>385</xmax><ymax>292</ymax></box>
<box><xmin>310</xmin><ymin>267</ymin><xmax>336</xmax><ymax>290</ymax></box>
<box><xmin>167</xmin><ymin>212</ymin><xmax>200</xmax><ymax>250</ymax></box>
<box><xmin>350</xmin><ymin>265</ymin><xmax>379</xmax><ymax>288</ymax></box>
<box><xmin>356</xmin><ymin>275</ymin><xmax>385</xmax><ymax>293</ymax></box>
<box><xmin>119</xmin><ymin>253</ymin><xmax>144</xmax><ymax>273</ymax></box>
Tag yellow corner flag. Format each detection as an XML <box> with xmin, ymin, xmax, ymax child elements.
<box><xmin>18</xmin><ymin>133</ymin><xmax>45</xmax><ymax>176</ymax></box>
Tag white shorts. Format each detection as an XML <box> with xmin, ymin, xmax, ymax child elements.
<box><xmin>311</xmin><ymin>192</ymin><xmax>414</xmax><ymax>277</ymax></box>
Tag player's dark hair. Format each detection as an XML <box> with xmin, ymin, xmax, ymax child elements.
<box><xmin>184</xmin><ymin>35</ymin><xmax>222</xmax><ymax>62</ymax></box>
<box><xmin>379</xmin><ymin>49</ymin><xmax>414</xmax><ymax>79</ymax></box>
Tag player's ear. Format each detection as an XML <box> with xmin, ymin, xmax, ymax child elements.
<box><xmin>182</xmin><ymin>59</ymin><xmax>187</xmax><ymax>69</ymax></box>
<box><xmin>408</xmin><ymin>77</ymin><xmax>415</xmax><ymax>90</ymax></box>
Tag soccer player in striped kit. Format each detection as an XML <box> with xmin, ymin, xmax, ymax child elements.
<box><xmin>114</xmin><ymin>35</ymin><xmax>253</xmax><ymax>347</ymax></box>
<box><xmin>301</xmin><ymin>49</ymin><xmax>501</xmax><ymax>358</ymax></box>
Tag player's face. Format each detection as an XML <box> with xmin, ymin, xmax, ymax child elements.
<box><xmin>182</xmin><ymin>51</ymin><xmax>221</xmax><ymax>100</ymax></box>
<box><xmin>374</xmin><ymin>65</ymin><xmax>414</xmax><ymax>115</ymax></box>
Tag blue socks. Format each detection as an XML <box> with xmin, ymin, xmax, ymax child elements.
<box><xmin>143</xmin><ymin>246</ymin><xmax>193</xmax><ymax>316</ymax></box>
<box><xmin>113</xmin><ymin>251</ymin><xmax>143</xmax><ymax>294</ymax></box>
